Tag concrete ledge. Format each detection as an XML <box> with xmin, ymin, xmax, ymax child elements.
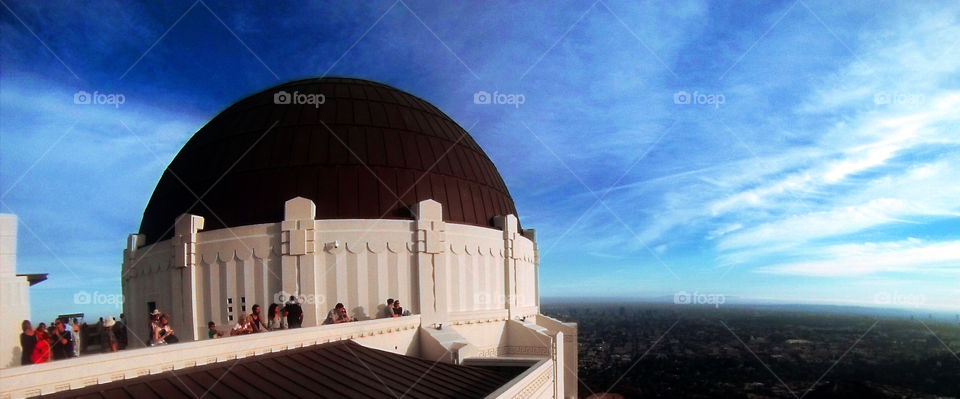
<box><xmin>534</xmin><ymin>314</ymin><xmax>577</xmax><ymax>337</ymax></box>
<box><xmin>0</xmin><ymin>315</ymin><xmax>420</xmax><ymax>399</ymax></box>
<box><xmin>462</xmin><ymin>357</ymin><xmax>541</xmax><ymax>367</ymax></box>
<box><xmin>484</xmin><ymin>358</ymin><xmax>553</xmax><ymax>399</ymax></box>
<box><xmin>447</xmin><ymin>309</ymin><xmax>509</xmax><ymax>325</ymax></box>
<box><xmin>513</xmin><ymin>305</ymin><xmax>541</xmax><ymax>319</ymax></box>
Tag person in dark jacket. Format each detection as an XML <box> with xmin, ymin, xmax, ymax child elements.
<box><xmin>51</xmin><ymin>319</ymin><xmax>74</xmax><ymax>360</ymax></box>
<box><xmin>249</xmin><ymin>304</ymin><xmax>265</xmax><ymax>333</ymax></box>
<box><xmin>19</xmin><ymin>320</ymin><xmax>36</xmax><ymax>365</ymax></box>
<box><xmin>284</xmin><ymin>296</ymin><xmax>304</xmax><ymax>328</ymax></box>
<box><xmin>392</xmin><ymin>300</ymin><xmax>404</xmax><ymax>317</ymax></box>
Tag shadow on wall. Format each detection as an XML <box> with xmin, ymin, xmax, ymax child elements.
<box><xmin>321</xmin><ymin>306</ymin><xmax>371</xmax><ymax>324</ymax></box>
<box><xmin>7</xmin><ymin>347</ymin><xmax>22</xmax><ymax>368</ymax></box>
<box><xmin>322</xmin><ymin>305</ymin><xmax>415</xmax><ymax>324</ymax></box>
<box><xmin>350</xmin><ymin>307</ymin><xmax>368</xmax><ymax>321</ymax></box>
<box><xmin>497</xmin><ymin>323</ymin><xmax>511</xmax><ymax>352</ymax></box>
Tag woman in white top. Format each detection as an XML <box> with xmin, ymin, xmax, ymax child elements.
<box><xmin>148</xmin><ymin>309</ymin><xmax>163</xmax><ymax>346</ymax></box>
<box><xmin>267</xmin><ymin>304</ymin><xmax>287</xmax><ymax>331</ymax></box>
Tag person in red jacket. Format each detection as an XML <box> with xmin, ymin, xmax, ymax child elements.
<box><xmin>31</xmin><ymin>323</ymin><xmax>51</xmax><ymax>364</ymax></box>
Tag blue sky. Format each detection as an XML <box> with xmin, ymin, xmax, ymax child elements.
<box><xmin>2</xmin><ymin>1</ymin><xmax>959</xmax><ymax>320</ymax></box>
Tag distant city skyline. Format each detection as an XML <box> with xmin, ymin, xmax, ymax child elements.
<box><xmin>2</xmin><ymin>1</ymin><xmax>959</xmax><ymax>320</ymax></box>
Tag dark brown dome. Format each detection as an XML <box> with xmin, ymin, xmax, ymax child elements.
<box><xmin>139</xmin><ymin>77</ymin><xmax>518</xmax><ymax>244</ymax></box>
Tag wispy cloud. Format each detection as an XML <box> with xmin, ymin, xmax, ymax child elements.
<box><xmin>757</xmin><ymin>238</ymin><xmax>960</xmax><ymax>277</ymax></box>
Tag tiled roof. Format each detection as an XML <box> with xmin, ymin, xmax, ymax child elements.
<box><xmin>40</xmin><ymin>340</ymin><xmax>522</xmax><ymax>399</ymax></box>
<box><xmin>139</xmin><ymin>77</ymin><xmax>519</xmax><ymax>244</ymax></box>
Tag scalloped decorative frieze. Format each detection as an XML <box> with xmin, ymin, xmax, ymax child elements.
<box><xmin>317</xmin><ymin>240</ymin><xmax>418</xmax><ymax>254</ymax></box>
<box><xmin>200</xmin><ymin>252</ymin><xmax>220</xmax><ymax>265</ymax></box>
<box><xmin>229</xmin><ymin>252</ymin><xmax>245</xmax><ymax>264</ymax></box>
<box><xmin>345</xmin><ymin>241</ymin><xmax>364</xmax><ymax>254</ymax></box>
<box><xmin>148</xmin><ymin>261</ymin><xmax>166</xmax><ymax>274</ymax></box>
<box><xmin>196</xmin><ymin>246</ymin><xmax>276</xmax><ymax>264</ymax></box>
<box><xmin>386</xmin><ymin>241</ymin><xmax>404</xmax><ymax>253</ymax></box>
<box><xmin>450</xmin><ymin>315</ymin><xmax>508</xmax><ymax>326</ymax></box>
<box><xmin>444</xmin><ymin>243</ymin><xmax>509</xmax><ymax>257</ymax></box>
<box><xmin>367</xmin><ymin>242</ymin><xmax>385</xmax><ymax>253</ymax></box>
<box><xmin>125</xmin><ymin>248</ymin><xmax>280</xmax><ymax>279</ymax></box>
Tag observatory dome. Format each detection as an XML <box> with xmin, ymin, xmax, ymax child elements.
<box><xmin>139</xmin><ymin>78</ymin><xmax>518</xmax><ymax>244</ymax></box>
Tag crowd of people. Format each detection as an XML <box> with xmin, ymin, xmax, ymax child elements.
<box><xmin>208</xmin><ymin>296</ymin><xmax>305</xmax><ymax>338</ymax></box>
<box><xmin>380</xmin><ymin>298</ymin><xmax>406</xmax><ymax>319</ymax></box>
<box><xmin>324</xmin><ymin>297</ymin><xmax>407</xmax><ymax>324</ymax></box>
<box><xmin>18</xmin><ymin>296</ymin><xmax>413</xmax><ymax>365</ymax></box>
<box><xmin>222</xmin><ymin>296</ymin><xmax>409</xmax><ymax>332</ymax></box>
<box><xmin>18</xmin><ymin>315</ymin><xmax>126</xmax><ymax>365</ymax></box>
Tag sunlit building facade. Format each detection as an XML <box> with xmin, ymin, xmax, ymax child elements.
<box><xmin>0</xmin><ymin>78</ymin><xmax>577</xmax><ymax>399</ymax></box>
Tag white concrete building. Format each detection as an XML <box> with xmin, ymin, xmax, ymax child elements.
<box><xmin>0</xmin><ymin>214</ymin><xmax>33</xmax><ymax>369</ymax></box>
<box><xmin>0</xmin><ymin>78</ymin><xmax>577</xmax><ymax>398</ymax></box>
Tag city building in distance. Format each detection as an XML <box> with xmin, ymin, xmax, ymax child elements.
<box><xmin>0</xmin><ymin>78</ymin><xmax>577</xmax><ymax>399</ymax></box>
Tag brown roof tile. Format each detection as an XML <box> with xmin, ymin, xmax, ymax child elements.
<box><xmin>40</xmin><ymin>340</ymin><xmax>522</xmax><ymax>399</ymax></box>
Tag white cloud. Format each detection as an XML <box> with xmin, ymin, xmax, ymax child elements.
<box><xmin>718</xmin><ymin>198</ymin><xmax>912</xmax><ymax>251</ymax></box>
<box><xmin>707</xmin><ymin>223</ymin><xmax>742</xmax><ymax>240</ymax></box>
<box><xmin>758</xmin><ymin>238</ymin><xmax>960</xmax><ymax>277</ymax></box>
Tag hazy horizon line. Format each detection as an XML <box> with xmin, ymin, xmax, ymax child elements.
<box><xmin>540</xmin><ymin>295</ymin><xmax>960</xmax><ymax>314</ymax></box>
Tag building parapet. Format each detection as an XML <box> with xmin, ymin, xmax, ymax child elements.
<box><xmin>446</xmin><ymin>309</ymin><xmax>510</xmax><ymax>326</ymax></box>
<box><xmin>534</xmin><ymin>314</ymin><xmax>578</xmax><ymax>398</ymax></box>
<box><xmin>484</xmin><ymin>358</ymin><xmax>554</xmax><ymax>399</ymax></box>
<box><xmin>534</xmin><ymin>314</ymin><xmax>577</xmax><ymax>342</ymax></box>
<box><xmin>0</xmin><ymin>315</ymin><xmax>420</xmax><ymax>399</ymax></box>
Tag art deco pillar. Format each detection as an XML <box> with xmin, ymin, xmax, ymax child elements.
<box><xmin>281</xmin><ymin>197</ymin><xmax>318</xmax><ymax>326</ymax></box>
<box><xmin>122</xmin><ymin>233</ymin><xmax>144</xmax><ymax>342</ymax></box>
<box><xmin>414</xmin><ymin>199</ymin><xmax>446</xmax><ymax>326</ymax></box>
<box><xmin>172</xmin><ymin>213</ymin><xmax>204</xmax><ymax>341</ymax></box>
<box><xmin>524</xmin><ymin>228</ymin><xmax>540</xmax><ymax>309</ymax></box>
<box><xmin>0</xmin><ymin>214</ymin><xmax>31</xmax><ymax>368</ymax></box>
<box><xmin>554</xmin><ymin>331</ymin><xmax>565</xmax><ymax>399</ymax></box>
<box><xmin>494</xmin><ymin>214</ymin><xmax>520</xmax><ymax>319</ymax></box>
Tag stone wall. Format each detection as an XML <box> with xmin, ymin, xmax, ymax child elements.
<box><xmin>121</xmin><ymin>198</ymin><xmax>538</xmax><ymax>347</ymax></box>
